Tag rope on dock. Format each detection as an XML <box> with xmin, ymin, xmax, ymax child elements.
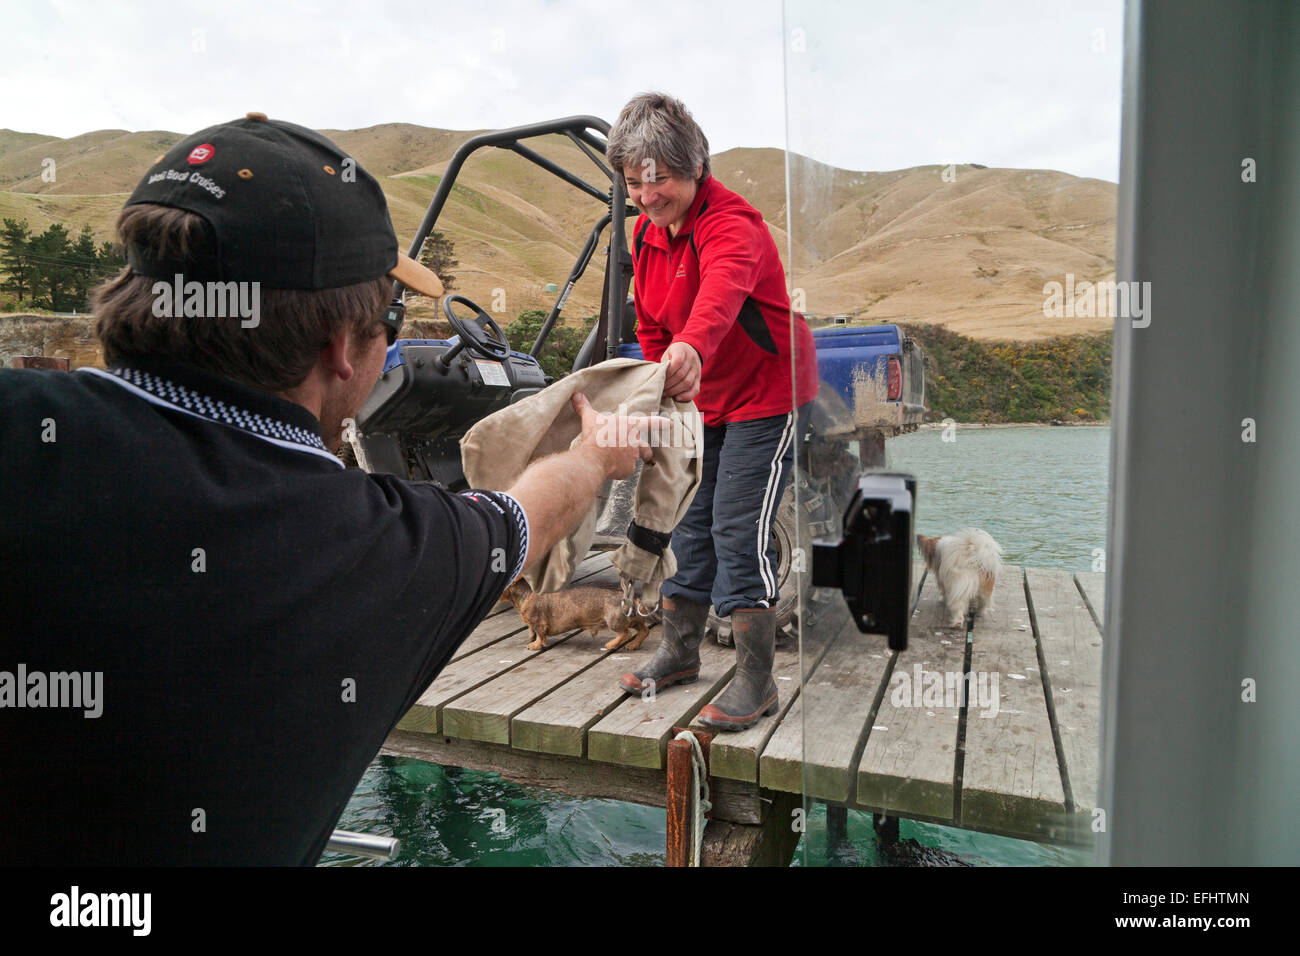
<box><xmin>673</xmin><ymin>730</ymin><xmax>711</xmax><ymax>866</ymax></box>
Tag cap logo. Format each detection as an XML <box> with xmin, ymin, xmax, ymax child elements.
<box><xmin>188</xmin><ymin>144</ymin><xmax>215</xmax><ymax>165</ymax></box>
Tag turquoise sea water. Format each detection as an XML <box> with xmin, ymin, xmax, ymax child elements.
<box><xmin>322</xmin><ymin>425</ymin><xmax>1110</xmax><ymax>867</ymax></box>
<box><xmin>891</xmin><ymin>425</ymin><xmax>1111</xmax><ymax>572</ymax></box>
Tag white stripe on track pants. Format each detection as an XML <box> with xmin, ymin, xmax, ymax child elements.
<box><xmin>660</xmin><ymin>402</ymin><xmax>811</xmax><ymax>617</ymax></box>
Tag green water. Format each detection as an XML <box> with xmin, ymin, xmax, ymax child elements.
<box><xmin>322</xmin><ymin>425</ymin><xmax>1109</xmax><ymax>867</ymax></box>
<box><xmin>320</xmin><ymin>757</ymin><xmax>667</xmax><ymax>866</ymax></box>
<box><xmin>890</xmin><ymin>425</ymin><xmax>1111</xmax><ymax>572</ymax></box>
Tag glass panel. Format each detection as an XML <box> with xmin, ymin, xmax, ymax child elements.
<box><xmin>783</xmin><ymin>0</ymin><xmax>1120</xmax><ymax>866</ymax></box>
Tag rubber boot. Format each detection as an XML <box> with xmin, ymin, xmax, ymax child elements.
<box><xmin>619</xmin><ymin>595</ymin><xmax>709</xmax><ymax>695</ymax></box>
<box><xmin>697</xmin><ymin>606</ymin><xmax>779</xmax><ymax>732</ymax></box>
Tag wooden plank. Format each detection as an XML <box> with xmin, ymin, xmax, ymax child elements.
<box><xmin>960</xmin><ymin>566</ymin><xmax>1067</xmax><ymax>837</ymax></box>
<box><xmin>448</xmin><ymin>611</ymin><xmax>533</xmax><ymax>663</ymax></box>
<box><xmin>399</xmin><ymin>551</ymin><xmax>620</xmax><ymax>731</ymax></box>
<box><xmin>396</xmin><ymin>628</ymin><xmax>579</xmax><ymax>735</ymax></box>
<box><xmin>909</xmin><ymin>562</ymin><xmax>927</xmax><ymax>613</ymax></box>
<box><xmin>383</xmin><ymin>730</ymin><xmax>768</xmax><ymax>827</ymax></box>
<box><xmin>1025</xmin><ymin>567</ymin><xmax>1103</xmax><ymax>816</ymax></box>
<box><xmin>574</xmin><ymin>556</ymin><xmax>622</xmax><ymax>589</ymax></box>
<box><xmin>711</xmin><ymin>779</ymin><xmax>764</xmax><ymax>825</ymax></box>
<box><xmin>709</xmin><ymin>564</ymin><xmax>924</xmax><ymax>785</ymax></box>
<box><xmin>511</xmin><ymin>646</ymin><xmax>653</xmax><ymax>757</ymax></box>
<box><xmin>856</xmin><ymin>571</ymin><xmax>964</xmax><ymax>821</ymax></box>
<box><xmin>704</xmin><ymin>646</ymin><xmax>801</xmax><ymax>783</ymax></box>
<box><xmin>1074</xmin><ymin>571</ymin><xmax>1106</xmax><ymax>633</ymax></box>
<box><xmin>758</xmin><ymin>625</ymin><xmax>893</xmax><ymax>801</ymax></box>
<box><xmin>381</xmin><ymin>730</ymin><xmax>665</xmax><ymax>807</ymax></box>
<box><xmin>442</xmin><ymin>630</ymin><xmax>612</xmax><ymax>744</ymax></box>
<box><xmin>700</xmin><ymin>791</ymin><xmax>802</xmax><ymax>867</ymax></box>
<box><xmin>587</xmin><ymin>639</ymin><xmax>735</xmax><ymax>769</ymax></box>
<box><xmin>747</xmin><ymin>569</ymin><xmax>923</xmax><ymax>797</ymax></box>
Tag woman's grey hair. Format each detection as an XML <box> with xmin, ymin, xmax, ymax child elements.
<box><xmin>606</xmin><ymin>92</ymin><xmax>711</xmax><ymax>184</ymax></box>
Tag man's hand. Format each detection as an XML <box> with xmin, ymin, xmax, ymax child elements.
<box><xmin>661</xmin><ymin>341</ymin><xmax>702</xmax><ymax>403</ymax></box>
<box><xmin>571</xmin><ymin>392</ymin><xmax>659</xmax><ymax>479</ymax></box>
<box><xmin>506</xmin><ymin>393</ymin><xmax>669</xmax><ymax>572</ymax></box>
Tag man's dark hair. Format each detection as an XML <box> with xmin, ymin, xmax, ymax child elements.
<box><xmin>93</xmin><ymin>204</ymin><xmax>391</xmax><ymax>393</ymax></box>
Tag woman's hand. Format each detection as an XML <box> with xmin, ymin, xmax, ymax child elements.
<box><xmin>661</xmin><ymin>341</ymin><xmax>702</xmax><ymax>403</ymax></box>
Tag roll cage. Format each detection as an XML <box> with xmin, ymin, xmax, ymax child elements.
<box><xmin>389</xmin><ymin>115</ymin><xmax>639</xmax><ymax>371</ymax></box>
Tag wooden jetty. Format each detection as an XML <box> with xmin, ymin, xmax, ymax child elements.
<box><xmin>382</xmin><ymin>551</ymin><xmax>1104</xmax><ymax>866</ymax></box>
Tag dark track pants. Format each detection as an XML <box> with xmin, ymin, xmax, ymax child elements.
<box><xmin>661</xmin><ymin>403</ymin><xmax>811</xmax><ymax>617</ymax></box>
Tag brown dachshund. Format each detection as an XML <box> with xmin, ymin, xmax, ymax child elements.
<box><xmin>501</xmin><ymin>578</ymin><xmax>651</xmax><ymax>652</ymax></box>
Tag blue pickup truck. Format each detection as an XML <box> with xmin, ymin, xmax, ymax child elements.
<box><xmin>351</xmin><ymin>116</ymin><xmax>925</xmax><ymax>639</ymax></box>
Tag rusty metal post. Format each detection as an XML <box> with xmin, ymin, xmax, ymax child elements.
<box><xmin>666</xmin><ymin>737</ymin><xmax>692</xmax><ymax>867</ymax></box>
<box><xmin>12</xmin><ymin>356</ymin><xmax>69</xmax><ymax>370</ymax></box>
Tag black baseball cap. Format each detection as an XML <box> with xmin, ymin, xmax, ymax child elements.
<box><xmin>123</xmin><ymin>112</ymin><xmax>444</xmax><ymax>298</ymax></box>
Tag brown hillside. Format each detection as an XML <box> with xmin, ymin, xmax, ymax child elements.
<box><xmin>0</xmin><ymin>123</ymin><xmax>1116</xmax><ymax>340</ymax></box>
<box><xmin>716</xmin><ymin>151</ymin><xmax>1116</xmax><ymax>340</ymax></box>
<box><xmin>319</xmin><ymin>123</ymin><xmax>489</xmax><ymax>177</ymax></box>
<box><xmin>0</xmin><ymin>129</ymin><xmax>60</xmax><ymax>160</ymax></box>
<box><xmin>0</xmin><ymin>128</ymin><xmax>183</xmax><ymax>194</ymax></box>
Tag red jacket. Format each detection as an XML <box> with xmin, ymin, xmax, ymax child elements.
<box><xmin>632</xmin><ymin>175</ymin><xmax>818</xmax><ymax>428</ymax></box>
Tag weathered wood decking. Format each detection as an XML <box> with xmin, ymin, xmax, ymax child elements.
<box><xmin>382</xmin><ymin>551</ymin><xmax>1104</xmax><ymax>854</ymax></box>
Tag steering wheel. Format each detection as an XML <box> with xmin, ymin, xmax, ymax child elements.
<box><xmin>442</xmin><ymin>295</ymin><xmax>511</xmax><ymax>361</ymax></box>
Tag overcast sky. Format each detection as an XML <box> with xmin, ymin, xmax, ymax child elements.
<box><xmin>5</xmin><ymin>0</ymin><xmax>1123</xmax><ymax>181</ymax></box>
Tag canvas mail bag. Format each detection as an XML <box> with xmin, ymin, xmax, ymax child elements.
<box><xmin>460</xmin><ymin>357</ymin><xmax>702</xmax><ymax>597</ymax></box>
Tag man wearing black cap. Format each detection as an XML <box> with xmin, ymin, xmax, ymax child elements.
<box><xmin>0</xmin><ymin>114</ymin><xmax>653</xmax><ymax>865</ymax></box>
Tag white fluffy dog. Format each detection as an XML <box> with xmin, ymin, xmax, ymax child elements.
<box><xmin>916</xmin><ymin>528</ymin><xmax>1005</xmax><ymax>627</ymax></box>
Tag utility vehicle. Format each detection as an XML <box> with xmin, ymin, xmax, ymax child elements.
<box><xmin>351</xmin><ymin>116</ymin><xmax>926</xmax><ymax>641</ymax></box>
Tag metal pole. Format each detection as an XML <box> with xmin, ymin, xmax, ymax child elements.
<box><xmin>530</xmin><ymin>212</ymin><xmax>612</xmax><ymax>357</ymax></box>
<box><xmin>326</xmin><ymin>829</ymin><xmax>400</xmax><ymax>861</ymax></box>
<box><xmin>605</xmin><ymin>175</ymin><xmax>629</xmax><ymax>361</ymax></box>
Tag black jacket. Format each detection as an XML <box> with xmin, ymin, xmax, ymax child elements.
<box><xmin>0</xmin><ymin>356</ymin><xmax>527</xmax><ymax>865</ymax></box>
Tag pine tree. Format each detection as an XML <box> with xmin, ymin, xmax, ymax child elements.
<box><xmin>70</xmin><ymin>224</ymin><xmax>100</xmax><ymax>308</ymax></box>
<box><xmin>97</xmin><ymin>239</ymin><xmax>125</xmax><ymax>274</ymax></box>
<box><xmin>417</xmin><ymin>230</ymin><xmax>458</xmax><ymax>296</ymax></box>
<box><xmin>0</xmin><ymin>218</ymin><xmax>33</xmax><ymax>304</ymax></box>
<box><xmin>28</xmin><ymin>223</ymin><xmax>74</xmax><ymax>311</ymax></box>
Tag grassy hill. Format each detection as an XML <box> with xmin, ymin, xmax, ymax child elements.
<box><xmin>0</xmin><ymin>122</ymin><xmax>1117</xmax><ymax>340</ymax></box>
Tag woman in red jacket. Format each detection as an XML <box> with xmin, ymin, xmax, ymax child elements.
<box><xmin>610</xmin><ymin>92</ymin><xmax>818</xmax><ymax>731</ymax></box>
